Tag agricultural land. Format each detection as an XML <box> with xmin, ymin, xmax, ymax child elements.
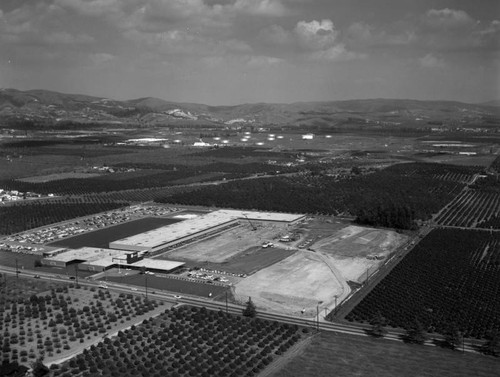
<box><xmin>0</xmin><ymin>90</ymin><xmax>499</xmax><ymax>375</ymax></box>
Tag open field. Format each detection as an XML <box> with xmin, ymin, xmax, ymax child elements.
<box><xmin>273</xmin><ymin>331</ymin><xmax>500</xmax><ymax>377</ymax></box>
<box><xmin>49</xmin><ymin>217</ymin><xmax>181</xmax><ymax>249</ymax></box>
<box><xmin>311</xmin><ymin>225</ymin><xmax>408</xmax><ymax>282</ymax></box>
<box><xmin>17</xmin><ymin>172</ymin><xmax>102</xmax><ymax>183</ymax></box>
<box><xmin>234</xmin><ymin>251</ymin><xmax>349</xmax><ymax>316</ymax></box>
<box><xmin>105</xmin><ymin>274</ymin><xmax>228</xmax><ymax>298</ymax></box>
<box><xmin>163</xmin><ymin>222</ymin><xmax>289</xmax><ymax>263</ymax></box>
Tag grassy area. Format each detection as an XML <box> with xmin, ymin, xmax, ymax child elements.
<box><xmin>272</xmin><ymin>331</ymin><xmax>499</xmax><ymax>377</ymax></box>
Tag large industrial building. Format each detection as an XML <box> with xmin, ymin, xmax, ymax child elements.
<box><xmin>42</xmin><ymin>209</ymin><xmax>303</xmax><ymax>274</ymax></box>
<box><xmin>42</xmin><ymin>247</ymin><xmax>184</xmax><ymax>273</ymax></box>
<box><xmin>109</xmin><ymin>209</ymin><xmax>305</xmax><ymax>253</ymax></box>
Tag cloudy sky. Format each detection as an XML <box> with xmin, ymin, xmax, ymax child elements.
<box><xmin>1</xmin><ymin>0</ymin><xmax>499</xmax><ymax>105</ymax></box>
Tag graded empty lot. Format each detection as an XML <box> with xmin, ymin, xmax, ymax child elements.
<box><xmin>161</xmin><ymin>222</ymin><xmax>289</xmax><ymax>263</ymax></box>
<box><xmin>310</xmin><ymin>225</ymin><xmax>408</xmax><ymax>282</ymax></box>
<box><xmin>234</xmin><ymin>251</ymin><xmax>349</xmax><ymax>316</ymax></box>
<box><xmin>49</xmin><ymin>217</ymin><xmax>181</xmax><ymax>249</ymax></box>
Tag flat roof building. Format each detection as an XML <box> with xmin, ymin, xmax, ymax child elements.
<box><xmin>109</xmin><ymin>209</ymin><xmax>305</xmax><ymax>252</ymax></box>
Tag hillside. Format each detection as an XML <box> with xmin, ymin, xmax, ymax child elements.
<box><xmin>0</xmin><ymin>88</ymin><xmax>498</xmax><ymax>129</ymax></box>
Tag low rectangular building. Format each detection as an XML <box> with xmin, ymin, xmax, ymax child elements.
<box><xmin>109</xmin><ymin>209</ymin><xmax>305</xmax><ymax>252</ymax></box>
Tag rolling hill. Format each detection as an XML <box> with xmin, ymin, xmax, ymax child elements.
<box><xmin>0</xmin><ymin>88</ymin><xmax>498</xmax><ymax>129</ymax></box>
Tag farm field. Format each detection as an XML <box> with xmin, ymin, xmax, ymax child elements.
<box><xmin>163</xmin><ymin>222</ymin><xmax>290</xmax><ymax>263</ymax></box>
<box><xmin>273</xmin><ymin>330</ymin><xmax>500</xmax><ymax>377</ymax></box>
<box><xmin>435</xmin><ymin>189</ymin><xmax>500</xmax><ymax>228</ymax></box>
<box><xmin>310</xmin><ymin>225</ymin><xmax>408</xmax><ymax>283</ymax></box>
<box><xmin>49</xmin><ymin>217</ymin><xmax>181</xmax><ymax>249</ymax></box>
<box><xmin>104</xmin><ymin>274</ymin><xmax>228</xmax><ymax>298</ymax></box>
<box><xmin>17</xmin><ymin>172</ymin><xmax>103</xmax><ymax>183</ymax></box>
<box><xmin>346</xmin><ymin>228</ymin><xmax>500</xmax><ymax>339</ymax></box>
<box><xmin>54</xmin><ymin>306</ymin><xmax>305</xmax><ymax>377</ymax></box>
<box><xmin>0</xmin><ymin>283</ymin><xmax>167</xmax><ymax>365</ymax></box>
<box><xmin>234</xmin><ymin>251</ymin><xmax>349</xmax><ymax>316</ymax></box>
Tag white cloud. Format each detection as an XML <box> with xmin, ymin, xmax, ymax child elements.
<box><xmin>419</xmin><ymin>53</ymin><xmax>445</xmax><ymax>68</ymax></box>
<box><xmin>425</xmin><ymin>8</ymin><xmax>475</xmax><ymax>29</ymax></box>
<box><xmin>294</xmin><ymin>19</ymin><xmax>339</xmax><ymax>51</ymax></box>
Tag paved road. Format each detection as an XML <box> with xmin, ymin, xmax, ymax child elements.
<box><xmin>0</xmin><ymin>265</ymin><xmax>482</xmax><ymax>354</ymax></box>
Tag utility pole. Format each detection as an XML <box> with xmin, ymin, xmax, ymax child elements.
<box><xmin>74</xmin><ymin>264</ymin><xmax>79</xmax><ymax>286</ymax></box>
<box><xmin>225</xmin><ymin>291</ymin><xmax>228</xmax><ymax>314</ymax></box>
<box><xmin>15</xmin><ymin>259</ymin><xmax>19</xmax><ymax>279</ymax></box>
<box><xmin>316</xmin><ymin>304</ymin><xmax>319</xmax><ymax>332</ymax></box>
<box><xmin>145</xmin><ymin>274</ymin><xmax>148</xmax><ymax>301</ymax></box>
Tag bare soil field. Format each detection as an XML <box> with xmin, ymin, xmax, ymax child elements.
<box><xmin>311</xmin><ymin>225</ymin><xmax>408</xmax><ymax>283</ymax></box>
<box><xmin>164</xmin><ymin>222</ymin><xmax>289</xmax><ymax>263</ymax></box>
<box><xmin>234</xmin><ymin>251</ymin><xmax>349</xmax><ymax>317</ymax></box>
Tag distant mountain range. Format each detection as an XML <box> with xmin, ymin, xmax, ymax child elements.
<box><xmin>0</xmin><ymin>88</ymin><xmax>498</xmax><ymax>129</ymax></box>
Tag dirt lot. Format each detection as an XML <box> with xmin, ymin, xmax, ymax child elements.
<box><xmin>310</xmin><ymin>225</ymin><xmax>408</xmax><ymax>282</ymax></box>
<box><xmin>163</xmin><ymin>221</ymin><xmax>290</xmax><ymax>263</ymax></box>
<box><xmin>234</xmin><ymin>250</ymin><xmax>349</xmax><ymax>317</ymax></box>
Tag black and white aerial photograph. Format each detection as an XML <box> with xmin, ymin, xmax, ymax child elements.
<box><xmin>0</xmin><ymin>0</ymin><xmax>499</xmax><ymax>376</ymax></box>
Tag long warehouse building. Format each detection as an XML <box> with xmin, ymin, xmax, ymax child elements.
<box><xmin>109</xmin><ymin>209</ymin><xmax>305</xmax><ymax>252</ymax></box>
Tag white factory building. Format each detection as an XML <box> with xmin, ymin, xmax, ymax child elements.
<box><xmin>109</xmin><ymin>209</ymin><xmax>305</xmax><ymax>253</ymax></box>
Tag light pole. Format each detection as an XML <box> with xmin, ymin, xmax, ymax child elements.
<box><xmin>334</xmin><ymin>295</ymin><xmax>338</xmax><ymax>314</ymax></box>
<box><xmin>15</xmin><ymin>259</ymin><xmax>19</xmax><ymax>279</ymax></box>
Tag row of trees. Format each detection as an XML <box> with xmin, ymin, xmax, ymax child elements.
<box><xmin>158</xmin><ymin>163</ymin><xmax>465</xmax><ymax>230</ymax></box>
<box><xmin>369</xmin><ymin>312</ymin><xmax>500</xmax><ymax>356</ymax></box>
<box><xmin>0</xmin><ymin>201</ymin><xmax>128</xmax><ymax>235</ymax></box>
<box><xmin>347</xmin><ymin>228</ymin><xmax>500</xmax><ymax>339</ymax></box>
